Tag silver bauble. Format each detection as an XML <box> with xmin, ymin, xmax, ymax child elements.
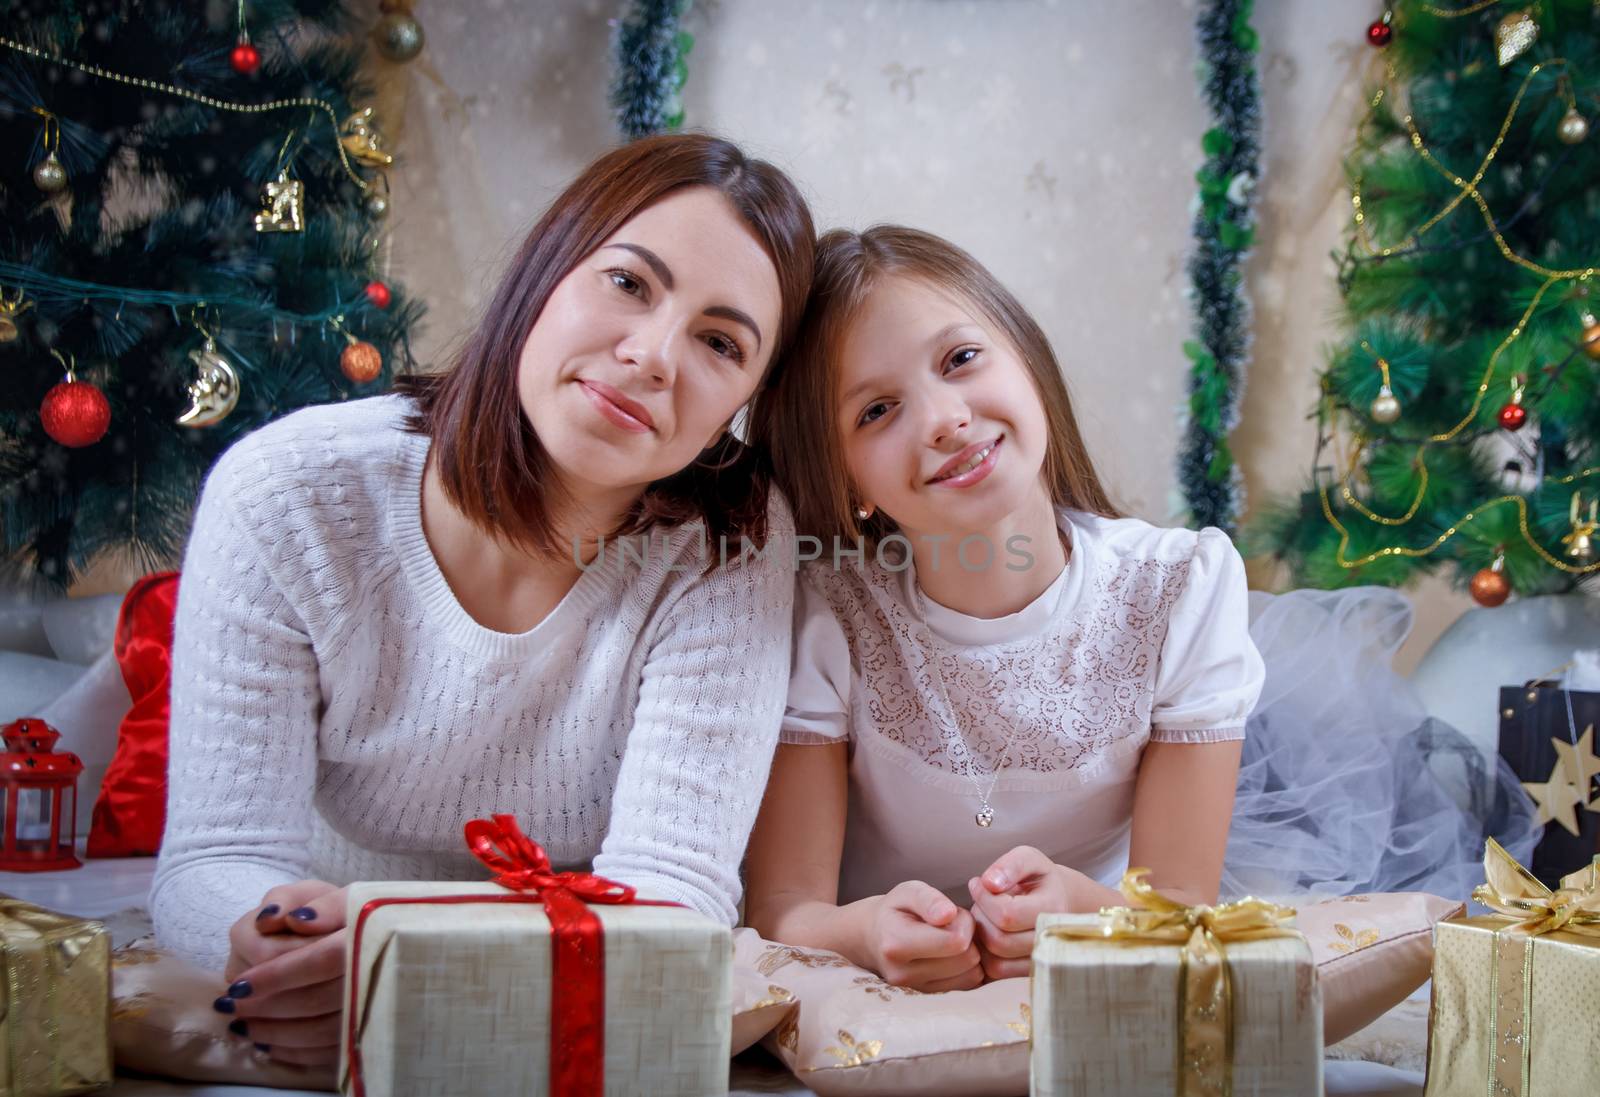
<box><xmin>33</xmin><ymin>153</ymin><xmax>67</xmax><ymax>193</ymax></box>
<box><xmin>1557</xmin><ymin>109</ymin><xmax>1590</xmax><ymax>146</ymax></box>
<box><xmin>374</xmin><ymin>12</ymin><xmax>425</xmax><ymax>62</ymax></box>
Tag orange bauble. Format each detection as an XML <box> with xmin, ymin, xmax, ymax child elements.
<box><xmin>340</xmin><ymin>340</ymin><xmax>383</xmax><ymax>384</ymax></box>
<box><xmin>1470</xmin><ymin>565</ymin><xmax>1511</xmax><ymax>608</ymax></box>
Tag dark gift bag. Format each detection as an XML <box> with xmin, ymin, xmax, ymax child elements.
<box><xmin>1498</xmin><ymin>679</ymin><xmax>1600</xmax><ymax>888</ymax></box>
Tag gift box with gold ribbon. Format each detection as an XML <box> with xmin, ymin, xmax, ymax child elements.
<box><xmin>340</xmin><ymin>815</ymin><xmax>733</xmax><ymax>1097</ymax></box>
<box><xmin>1423</xmin><ymin>839</ymin><xmax>1600</xmax><ymax>1097</ymax></box>
<box><xmin>1029</xmin><ymin>870</ymin><xmax>1322</xmax><ymax>1097</ymax></box>
<box><xmin>0</xmin><ymin>896</ymin><xmax>113</xmax><ymax>1096</ymax></box>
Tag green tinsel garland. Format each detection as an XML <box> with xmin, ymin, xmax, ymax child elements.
<box><xmin>1179</xmin><ymin>0</ymin><xmax>1261</xmax><ymax>535</ymax></box>
<box><xmin>610</xmin><ymin>0</ymin><xmax>695</xmax><ymax>140</ymax></box>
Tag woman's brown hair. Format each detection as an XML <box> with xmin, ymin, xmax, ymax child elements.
<box><xmin>750</xmin><ymin>225</ymin><xmax>1119</xmax><ymax>546</ymax></box>
<box><xmin>397</xmin><ymin>134</ymin><xmax>815</xmax><ymax>559</ymax></box>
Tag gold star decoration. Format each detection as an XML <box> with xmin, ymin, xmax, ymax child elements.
<box><xmin>1551</xmin><ymin>724</ymin><xmax>1600</xmax><ymax>796</ymax></box>
<box><xmin>1522</xmin><ymin>769</ymin><xmax>1587</xmax><ymax>836</ymax></box>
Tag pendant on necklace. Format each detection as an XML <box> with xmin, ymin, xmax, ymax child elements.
<box><xmin>976</xmin><ymin>807</ymin><xmax>994</xmax><ymax>828</ymax></box>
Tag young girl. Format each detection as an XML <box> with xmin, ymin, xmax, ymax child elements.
<box><xmin>743</xmin><ymin>226</ymin><xmax>1263</xmax><ymax>990</ymax></box>
<box><xmin>151</xmin><ymin>134</ymin><xmax>814</xmax><ymax>1066</ymax></box>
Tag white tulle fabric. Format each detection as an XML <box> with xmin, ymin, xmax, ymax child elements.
<box><xmin>1223</xmin><ymin>586</ymin><xmax>1540</xmax><ymax>902</ymax></box>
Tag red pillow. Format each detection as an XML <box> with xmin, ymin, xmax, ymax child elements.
<box><xmin>88</xmin><ymin>571</ymin><xmax>180</xmax><ymax>858</ymax></box>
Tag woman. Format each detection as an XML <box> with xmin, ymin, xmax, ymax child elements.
<box><xmin>151</xmin><ymin>134</ymin><xmax>815</xmax><ymax>1067</ymax></box>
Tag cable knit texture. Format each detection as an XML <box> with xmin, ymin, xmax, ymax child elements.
<box><xmin>151</xmin><ymin>394</ymin><xmax>794</xmax><ymax>971</ymax></box>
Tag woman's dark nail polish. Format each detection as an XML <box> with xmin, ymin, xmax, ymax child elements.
<box><xmin>254</xmin><ymin>1043</ymin><xmax>271</xmax><ymax>1053</ymax></box>
<box><xmin>212</xmin><ymin>996</ymin><xmax>236</xmax><ymax>1015</ymax></box>
<box><xmin>289</xmin><ymin>907</ymin><xmax>317</xmax><ymax>921</ymax></box>
<box><xmin>228</xmin><ymin>1019</ymin><xmax>249</xmax><ymax>1037</ymax></box>
<box><xmin>228</xmin><ymin>980</ymin><xmax>253</xmax><ymax>999</ymax></box>
<box><xmin>255</xmin><ymin>904</ymin><xmax>280</xmax><ymax>921</ymax></box>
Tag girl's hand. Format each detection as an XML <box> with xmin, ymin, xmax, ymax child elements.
<box><xmin>967</xmin><ymin>846</ymin><xmax>1096</xmax><ymax>981</ymax></box>
<box><xmin>861</xmin><ymin>880</ymin><xmax>984</xmax><ymax>992</ymax></box>
<box><xmin>218</xmin><ymin>882</ymin><xmax>350</xmax><ymax>1068</ymax></box>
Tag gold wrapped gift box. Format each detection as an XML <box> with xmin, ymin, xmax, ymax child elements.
<box><xmin>0</xmin><ymin>897</ymin><xmax>112</xmax><ymax>1096</ymax></box>
<box><xmin>1424</xmin><ymin>843</ymin><xmax>1600</xmax><ymax>1097</ymax></box>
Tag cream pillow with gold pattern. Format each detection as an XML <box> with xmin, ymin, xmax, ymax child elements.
<box><xmin>1296</xmin><ymin>890</ymin><xmax>1463</xmax><ymax>1044</ymax></box>
<box><xmin>740</xmin><ymin>891</ymin><xmax>1462</xmax><ymax>1096</ymax></box>
<box><xmin>112</xmin><ymin>930</ymin><xmax>800</xmax><ymax>1086</ymax></box>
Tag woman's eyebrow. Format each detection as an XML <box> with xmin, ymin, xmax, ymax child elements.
<box><xmin>705</xmin><ymin>305</ymin><xmax>762</xmax><ymax>352</ymax></box>
<box><xmin>603</xmin><ymin>242</ymin><xmax>674</xmax><ymax>290</ymax></box>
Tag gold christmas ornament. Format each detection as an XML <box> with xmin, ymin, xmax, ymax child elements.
<box><xmin>32</xmin><ymin>151</ymin><xmax>67</xmax><ymax>193</ymax></box>
<box><xmin>1551</xmin><ymin>724</ymin><xmax>1600</xmax><ymax>802</ymax></box>
<box><xmin>1494</xmin><ymin>7</ymin><xmax>1539</xmax><ymax>67</ymax></box>
<box><xmin>1563</xmin><ymin>492</ymin><xmax>1598</xmax><ymax>562</ymax></box>
<box><xmin>339</xmin><ymin>107</ymin><xmax>394</xmax><ymax>168</ymax></box>
<box><xmin>1557</xmin><ymin>108</ymin><xmax>1590</xmax><ymax>145</ymax></box>
<box><xmin>253</xmin><ymin>170</ymin><xmax>304</xmax><ymax>233</ymax></box>
<box><xmin>1582</xmin><ymin>313</ymin><xmax>1600</xmax><ymax>361</ymax></box>
<box><xmin>1370</xmin><ymin>386</ymin><xmax>1401</xmax><ymax>424</ymax></box>
<box><xmin>0</xmin><ymin>288</ymin><xmax>34</xmax><ymax>343</ymax></box>
<box><xmin>177</xmin><ymin>336</ymin><xmax>241</xmax><ymax>428</ymax></box>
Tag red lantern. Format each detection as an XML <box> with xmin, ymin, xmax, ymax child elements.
<box><xmin>1</xmin><ymin>718</ymin><xmax>84</xmax><ymax>871</ymax></box>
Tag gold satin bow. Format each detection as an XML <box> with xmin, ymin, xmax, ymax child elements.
<box><xmin>1472</xmin><ymin>837</ymin><xmax>1600</xmax><ymax>938</ymax></box>
<box><xmin>1039</xmin><ymin>870</ymin><xmax>1302</xmax><ymax>1097</ymax></box>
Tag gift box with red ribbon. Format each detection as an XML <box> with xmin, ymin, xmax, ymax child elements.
<box><xmin>339</xmin><ymin>815</ymin><xmax>734</xmax><ymax>1097</ymax></box>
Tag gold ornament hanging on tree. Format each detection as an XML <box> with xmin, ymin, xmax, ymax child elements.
<box><xmin>1582</xmin><ymin>313</ymin><xmax>1600</xmax><ymax>360</ymax></box>
<box><xmin>339</xmin><ymin>108</ymin><xmax>394</xmax><ymax>168</ymax></box>
<box><xmin>0</xmin><ymin>288</ymin><xmax>34</xmax><ymax>343</ymax></box>
<box><xmin>1562</xmin><ymin>492</ymin><xmax>1598</xmax><ymax>562</ymax></box>
<box><xmin>176</xmin><ymin>332</ymin><xmax>241</xmax><ymax>428</ymax></box>
<box><xmin>253</xmin><ymin>169</ymin><xmax>304</xmax><ymax>232</ymax></box>
<box><xmin>1369</xmin><ymin>353</ymin><xmax>1401</xmax><ymax>423</ymax></box>
<box><xmin>1494</xmin><ymin>8</ymin><xmax>1540</xmax><ymax>67</ymax></box>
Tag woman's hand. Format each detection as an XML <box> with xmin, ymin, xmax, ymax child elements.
<box><xmin>218</xmin><ymin>881</ymin><xmax>350</xmax><ymax>1067</ymax></box>
<box><xmin>967</xmin><ymin>846</ymin><xmax>1106</xmax><ymax>981</ymax></box>
<box><xmin>860</xmin><ymin>880</ymin><xmax>984</xmax><ymax>992</ymax></box>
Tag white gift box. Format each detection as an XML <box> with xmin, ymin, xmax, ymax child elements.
<box><xmin>341</xmin><ymin>880</ymin><xmax>733</xmax><ymax>1097</ymax></box>
<box><xmin>1029</xmin><ymin>911</ymin><xmax>1323</xmax><ymax>1097</ymax></box>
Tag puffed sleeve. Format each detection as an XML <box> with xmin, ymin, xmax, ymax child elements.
<box><xmin>1149</xmin><ymin>527</ymin><xmax>1264</xmax><ymax>743</ymax></box>
<box><xmin>779</xmin><ymin>571</ymin><xmax>853</xmax><ymax>745</ymax></box>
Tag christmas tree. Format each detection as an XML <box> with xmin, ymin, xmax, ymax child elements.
<box><xmin>0</xmin><ymin>0</ymin><xmax>422</xmax><ymax>590</ymax></box>
<box><xmin>1255</xmin><ymin>0</ymin><xmax>1600</xmax><ymax>608</ymax></box>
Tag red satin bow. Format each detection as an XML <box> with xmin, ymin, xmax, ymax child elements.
<box><xmin>464</xmin><ymin>814</ymin><xmax>636</xmax><ymax>905</ymax></box>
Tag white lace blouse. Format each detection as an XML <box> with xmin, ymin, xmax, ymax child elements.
<box><xmin>781</xmin><ymin>509</ymin><xmax>1265</xmax><ymax>908</ymax></box>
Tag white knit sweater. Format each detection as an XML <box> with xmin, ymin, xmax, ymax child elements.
<box><xmin>151</xmin><ymin>395</ymin><xmax>795</xmax><ymax>971</ymax></box>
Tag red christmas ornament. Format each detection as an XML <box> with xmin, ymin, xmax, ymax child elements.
<box><xmin>230</xmin><ymin>39</ymin><xmax>261</xmax><ymax>75</ymax></box>
<box><xmin>40</xmin><ymin>373</ymin><xmax>111</xmax><ymax>448</ymax></box>
<box><xmin>1367</xmin><ymin>14</ymin><xmax>1394</xmax><ymax>48</ymax></box>
<box><xmin>364</xmin><ymin>280</ymin><xmax>392</xmax><ymax>309</ymax></box>
<box><xmin>1497</xmin><ymin>401</ymin><xmax>1528</xmax><ymax>431</ymax></box>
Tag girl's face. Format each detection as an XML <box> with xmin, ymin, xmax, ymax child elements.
<box><xmin>835</xmin><ymin>274</ymin><xmax>1052</xmax><ymax>540</ymax></box>
<box><xmin>519</xmin><ymin>186</ymin><xmax>783</xmax><ymax>500</ymax></box>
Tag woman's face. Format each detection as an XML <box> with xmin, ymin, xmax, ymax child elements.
<box><xmin>519</xmin><ymin>186</ymin><xmax>783</xmax><ymax>499</ymax></box>
<box><xmin>835</xmin><ymin>274</ymin><xmax>1051</xmax><ymax>540</ymax></box>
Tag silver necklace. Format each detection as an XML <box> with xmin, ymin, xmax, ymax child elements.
<box><xmin>916</xmin><ymin>601</ymin><xmax>1024</xmax><ymax>828</ymax></box>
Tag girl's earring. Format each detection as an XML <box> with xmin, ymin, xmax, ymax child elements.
<box><xmin>855</xmin><ymin>506</ymin><xmax>873</xmax><ymax>521</ymax></box>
